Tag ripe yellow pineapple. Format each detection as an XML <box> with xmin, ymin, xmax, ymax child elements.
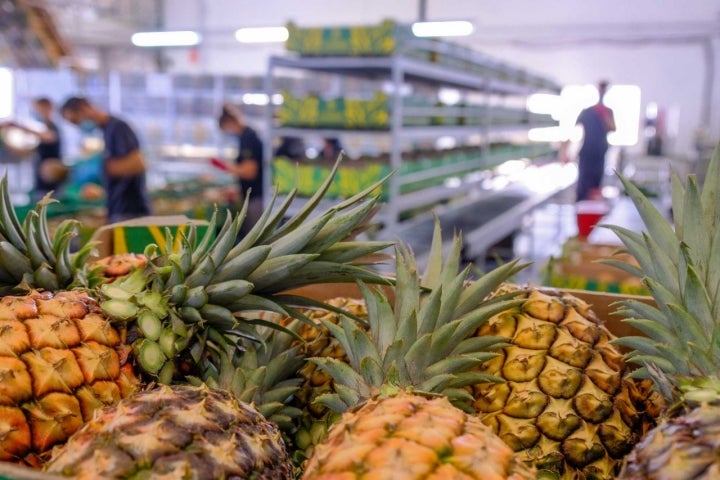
<box><xmin>308</xmin><ymin>393</ymin><xmax>534</xmax><ymax>480</ymax></box>
<box><xmin>612</xmin><ymin>142</ymin><xmax>720</xmax><ymax>479</ymax></box>
<box><xmin>302</xmin><ymin>222</ymin><xmax>534</xmax><ymax>479</ymax></box>
<box><xmin>0</xmin><ymin>290</ymin><xmax>139</xmax><ymax>464</ymax></box>
<box><xmin>470</xmin><ymin>287</ymin><xmax>661</xmax><ymax>479</ymax></box>
<box><xmin>45</xmin><ymin>385</ymin><xmax>293</xmax><ymax>479</ymax></box>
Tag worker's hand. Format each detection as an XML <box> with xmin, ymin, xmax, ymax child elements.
<box><xmin>559</xmin><ymin>152</ymin><xmax>571</xmax><ymax>164</ymax></box>
<box><xmin>80</xmin><ymin>183</ymin><xmax>105</xmax><ymax>201</ymax></box>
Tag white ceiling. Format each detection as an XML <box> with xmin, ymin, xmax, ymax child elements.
<box><xmin>52</xmin><ymin>0</ymin><xmax>720</xmax><ymax>49</ymax></box>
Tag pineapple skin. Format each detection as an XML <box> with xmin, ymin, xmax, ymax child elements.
<box><xmin>45</xmin><ymin>384</ymin><xmax>294</xmax><ymax>480</ymax></box>
<box><xmin>471</xmin><ymin>289</ymin><xmax>661</xmax><ymax>480</ymax></box>
<box><xmin>0</xmin><ymin>290</ymin><xmax>140</xmax><ymax>464</ymax></box>
<box><xmin>302</xmin><ymin>392</ymin><xmax>536</xmax><ymax>480</ymax></box>
<box><xmin>291</xmin><ymin>298</ymin><xmax>368</xmax><ymax>412</ymax></box>
<box><xmin>620</xmin><ymin>405</ymin><xmax>720</xmax><ymax>480</ymax></box>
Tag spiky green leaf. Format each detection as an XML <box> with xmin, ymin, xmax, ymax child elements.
<box><xmin>617</xmin><ymin>171</ymin><xmax>679</xmax><ymax>265</ymax></box>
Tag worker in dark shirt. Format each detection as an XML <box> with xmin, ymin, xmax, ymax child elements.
<box><xmin>561</xmin><ymin>80</ymin><xmax>616</xmax><ymax>201</ymax></box>
<box><xmin>217</xmin><ymin>104</ymin><xmax>264</xmax><ymax>237</ymax></box>
<box><xmin>2</xmin><ymin>98</ymin><xmax>66</xmax><ymax>200</ymax></box>
<box><xmin>60</xmin><ymin>97</ymin><xmax>152</xmax><ymax>222</ymax></box>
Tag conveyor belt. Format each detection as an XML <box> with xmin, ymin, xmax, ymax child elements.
<box><xmin>390</xmin><ymin>176</ymin><xmax>576</xmax><ymax>269</ymax></box>
<box><xmin>393</xmin><ymin>188</ymin><xmax>530</xmax><ymax>255</ymax></box>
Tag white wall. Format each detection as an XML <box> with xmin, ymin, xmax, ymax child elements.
<box><xmin>161</xmin><ymin>0</ymin><xmax>720</xmax><ymax>156</ymax></box>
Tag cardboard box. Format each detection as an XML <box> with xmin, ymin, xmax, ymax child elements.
<box><xmin>545</xmin><ymin>239</ymin><xmax>649</xmax><ymax>295</ymax></box>
<box><xmin>278</xmin><ymin>91</ymin><xmax>389</xmax><ymax>129</ymax></box>
<box><xmin>284</xmin><ymin>282</ymin><xmax>651</xmax><ymax>341</ymax></box>
<box><xmin>88</xmin><ymin>215</ymin><xmax>212</xmax><ymax>260</ymax></box>
<box><xmin>286</xmin><ymin>20</ymin><xmax>411</xmax><ymax>57</ymax></box>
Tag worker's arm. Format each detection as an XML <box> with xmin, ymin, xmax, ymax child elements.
<box><xmin>0</xmin><ymin>123</ymin><xmax>34</xmax><ymax>156</ymax></box>
<box><xmin>104</xmin><ymin>120</ymin><xmax>146</xmax><ymax>177</ymax></box>
<box><xmin>105</xmin><ymin>149</ymin><xmax>147</xmax><ymax>177</ymax></box>
<box><xmin>228</xmin><ymin>158</ymin><xmax>259</xmax><ymax>180</ymax></box>
<box><xmin>4</xmin><ymin>121</ymin><xmax>57</xmax><ymax>143</ymax></box>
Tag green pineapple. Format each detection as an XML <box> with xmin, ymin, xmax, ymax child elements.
<box><xmin>95</xmin><ymin>157</ymin><xmax>393</xmax><ymax>382</ymax></box>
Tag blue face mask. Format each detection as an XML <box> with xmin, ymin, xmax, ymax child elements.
<box><xmin>31</xmin><ymin>112</ymin><xmax>44</xmax><ymax>122</ymax></box>
<box><xmin>79</xmin><ymin>120</ymin><xmax>97</xmax><ymax>133</ymax></box>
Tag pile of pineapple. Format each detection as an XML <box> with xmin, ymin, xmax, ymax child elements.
<box><xmin>0</xmin><ymin>143</ymin><xmax>718</xmax><ymax>480</ymax></box>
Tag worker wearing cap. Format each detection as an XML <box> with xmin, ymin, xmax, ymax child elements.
<box><xmin>217</xmin><ymin>103</ymin><xmax>264</xmax><ymax>238</ymax></box>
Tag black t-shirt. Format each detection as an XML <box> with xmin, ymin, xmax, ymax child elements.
<box><xmin>236</xmin><ymin>126</ymin><xmax>264</xmax><ymax>200</ymax></box>
<box><xmin>102</xmin><ymin>116</ymin><xmax>152</xmax><ymax>219</ymax></box>
<box><xmin>34</xmin><ymin>120</ymin><xmax>62</xmax><ymax>192</ymax></box>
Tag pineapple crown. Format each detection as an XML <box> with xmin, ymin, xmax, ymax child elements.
<box><xmin>191</xmin><ymin>320</ymin><xmax>306</xmax><ymax>432</ymax></box>
<box><xmin>310</xmin><ymin>220</ymin><xmax>527</xmax><ymax>413</ymax></box>
<box><xmin>608</xmin><ymin>141</ymin><xmax>720</xmax><ymax>402</ymax></box>
<box><xmin>0</xmin><ymin>177</ymin><xmax>96</xmax><ymax>294</ymax></box>
<box><xmin>100</xmin><ymin>157</ymin><xmax>394</xmax><ymax>381</ymax></box>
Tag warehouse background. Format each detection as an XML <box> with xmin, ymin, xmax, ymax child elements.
<box><xmin>33</xmin><ymin>0</ymin><xmax>719</xmax><ymax>158</ymax></box>
<box><xmin>0</xmin><ymin>0</ymin><xmax>720</xmax><ymax>292</ymax></box>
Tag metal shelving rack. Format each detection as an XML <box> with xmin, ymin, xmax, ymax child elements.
<box><xmin>263</xmin><ymin>44</ymin><xmax>561</xmax><ymax>235</ymax></box>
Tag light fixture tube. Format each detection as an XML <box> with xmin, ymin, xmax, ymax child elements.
<box><xmin>235</xmin><ymin>27</ymin><xmax>289</xmax><ymax>43</ymax></box>
<box><xmin>131</xmin><ymin>30</ymin><xmax>201</xmax><ymax>47</ymax></box>
<box><xmin>411</xmin><ymin>20</ymin><xmax>474</xmax><ymax>37</ymax></box>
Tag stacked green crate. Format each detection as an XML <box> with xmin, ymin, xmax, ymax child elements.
<box><xmin>286</xmin><ymin>20</ymin><xmax>412</xmax><ymax>57</ymax></box>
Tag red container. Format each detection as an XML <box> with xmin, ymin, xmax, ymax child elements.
<box><xmin>576</xmin><ymin>201</ymin><xmax>609</xmax><ymax>238</ymax></box>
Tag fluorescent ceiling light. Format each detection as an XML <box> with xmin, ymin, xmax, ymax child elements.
<box><xmin>412</xmin><ymin>20</ymin><xmax>474</xmax><ymax>38</ymax></box>
<box><xmin>235</xmin><ymin>27</ymin><xmax>288</xmax><ymax>43</ymax></box>
<box><xmin>131</xmin><ymin>30</ymin><xmax>201</xmax><ymax>47</ymax></box>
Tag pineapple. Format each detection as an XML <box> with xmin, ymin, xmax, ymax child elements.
<box><xmin>0</xmin><ymin>290</ymin><xmax>139</xmax><ymax>465</ymax></box>
<box><xmin>469</xmin><ymin>288</ymin><xmax>661</xmax><ymax>479</ymax></box>
<box><xmin>302</xmin><ymin>222</ymin><xmax>535</xmax><ymax>479</ymax></box>
<box><xmin>47</xmin><ymin>306</ymin><xmax>310</xmax><ymax>479</ymax></box>
<box><xmin>45</xmin><ymin>384</ymin><xmax>294</xmax><ymax>480</ymax></box>
<box><xmin>0</xmin><ymin>158</ymin><xmax>392</xmax><ymax>462</ymax></box>
<box><xmin>609</xmin><ymin>141</ymin><xmax>720</xmax><ymax>479</ymax></box>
